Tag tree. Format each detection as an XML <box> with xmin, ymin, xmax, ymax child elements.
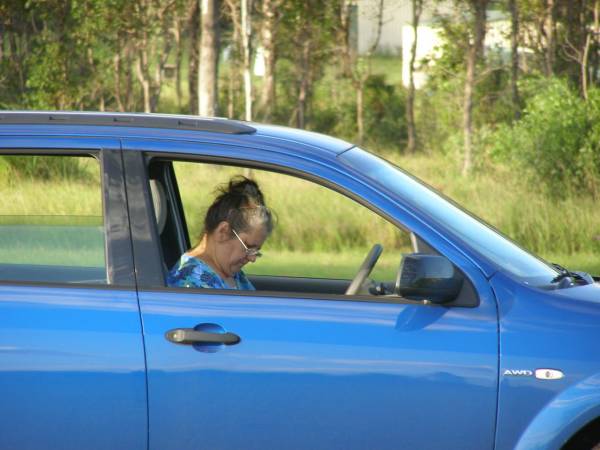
<box><xmin>224</xmin><ymin>0</ymin><xmax>254</xmax><ymax>121</ymax></box>
<box><xmin>584</xmin><ymin>0</ymin><xmax>600</xmax><ymax>99</ymax></box>
<box><xmin>508</xmin><ymin>0</ymin><xmax>521</xmax><ymax>119</ymax></box>
<box><xmin>188</xmin><ymin>0</ymin><xmax>200</xmax><ymax>114</ymax></box>
<box><xmin>280</xmin><ymin>0</ymin><xmax>338</xmax><ymax>129</ymax></box>
<box><xmin>561</xmin><ymin>0</ymin><xmax>600</xmax><ymax>100</ymax></box>
<box><xmin>241</xmin><ymin>0</ymin><xmax>253</xmax><ymax>120</ymax></box>
<box><xmin>338</xmin><ymin>0</ymin><xmax>385</xmax><ymax>144</ymax></box>
<box><xmin>406</xmin><ymin>0</ymin><xmax>423</xmax><ymax>152</ymax></box>
<box><xmin>172</xmin><ymin>1</ymin><xmax>189</xmax><ymax>111</ymax></box>
<box><xmin>544</xmin><ymin>0</ymin><xmax>556</xmax><ymax>76</ymax></box>
<box><xmin>198</xmin><ymin>0</ymin><xmax>220</xmax><ymax>116</ymax></box>
<box><xmin>128</xmin><ymin>0</ymin><xmax>178</xmax><ymax>112</ymax></box>
<box><xmin>462</xmin><ymin>0</ymin><xmax>488</xmax><ymax>175</ymax></box>
<box><xmin>259</xmin><ymin>0</ymin><xmax>282</xmax><ymax>120</ymax></box>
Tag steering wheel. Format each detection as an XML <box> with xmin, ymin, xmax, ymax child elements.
<box><xmin>345</xmin><ymin>244</ymin><xmax>383</xmax><ymax>295</ymax></box>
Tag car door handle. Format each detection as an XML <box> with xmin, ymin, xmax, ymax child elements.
<box><xmin>165</xmin><ymin>328</ymin><xmax>241</xmax><ymax>345</ymax></box>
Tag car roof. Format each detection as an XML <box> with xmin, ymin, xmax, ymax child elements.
<box><xmin>0</xmin><ymin>111</ymin><xmax>354</xmax><ymax>156</ymax></box>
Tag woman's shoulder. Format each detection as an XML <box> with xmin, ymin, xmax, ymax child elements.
<box><xmin>167</xmin><ymin>254</ymin><xmax>225</xmax><ymax>289</ymax></box>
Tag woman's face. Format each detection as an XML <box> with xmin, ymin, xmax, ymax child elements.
<box><xmin>215</xmin><ymin>223</ymin><xmax>269</xmax><ymax>278</ymax></box>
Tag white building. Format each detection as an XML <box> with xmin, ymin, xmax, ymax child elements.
<box><xmin>356</xmin><ymin>0</ymin><xmax>511</xmax><ymax>88</ymax></box>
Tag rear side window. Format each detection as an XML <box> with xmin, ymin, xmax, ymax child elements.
<box><xmin>0</xmin><ymin>155</ymin><xmax>106</xmax><ymax>284</ymax></box>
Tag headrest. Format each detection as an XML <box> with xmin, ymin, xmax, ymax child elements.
<box><xmin>149</xmin><ymin>179</ymin><xmax>168</xmax><ymax>234</ymax></box>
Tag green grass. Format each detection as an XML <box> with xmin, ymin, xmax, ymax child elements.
<box><xmin>370</xmin><ymin>55</ymin><xmax>403</xmax><ymax>85</ymax></box>
<box><xmin>244</xmin><ymin>249</ymin><xmax>402</xmax><ymax>280</ymax></box>
<box><xmin>174</xmin><ymin>162</ymin><xmax>410</xmax><ymax>253</ymax></box>
<box><xmin>0</xmin><ymin>157</ymin><xmax>102</xmax><ymax>215</ymax></box>
<box><xmin>543</xmin><ymin>253</ymin><xmax>600</xmax><ymax>276</ymax></box>
<box><xmin>385</xmin><ymin>153</ymin><xmax>600</xmax><ymax>274</ymax></box>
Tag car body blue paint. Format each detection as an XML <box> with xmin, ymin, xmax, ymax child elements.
<box><xmin>139</xmin><ymin>290</ymin><xmax>498</xmax><ymax>450</ymax></box>
<box><xmin>515</xmin><ymin>372</ymin><xmax>600</xmax><ymax>450</ymax></box>
<box><xmin>1</xmin><ymin>112</ymin><xmax>599</xmax><ymax>449</ymax></box>
<box><xmin>492</xmin><ymin>271</ymin><xmax>600</xmax><ymax>449</ymax></box>
<box><xmin>0</xmin><ymin>285</ymin><xmax>147</xmax><ymax>450</ymax></box>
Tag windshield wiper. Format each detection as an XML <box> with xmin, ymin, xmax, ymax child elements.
<box><xmin>551</xmin><ymin>263</ymin><xmax>594</xmax><ymax>285</ymax></box>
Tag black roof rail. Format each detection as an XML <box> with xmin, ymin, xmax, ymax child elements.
<box><xmin>0</xmin><ymin>111</ymin><xmax>256</xmax><ymax>135</ymax></box>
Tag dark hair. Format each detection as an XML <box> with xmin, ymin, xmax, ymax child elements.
<box><xmin>203</xmin><ymin>176</ymin><xmax>273</xmax><ymax>236</ymax></box>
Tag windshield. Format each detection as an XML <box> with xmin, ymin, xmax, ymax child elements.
<box><xmin>338</xmin><ymin>147</ymin><xmax>558</xmax><ymax>285</ymax></box>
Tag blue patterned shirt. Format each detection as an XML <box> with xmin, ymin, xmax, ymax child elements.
<box><xmin>166</xmin><ymin>254</ymin><xmax>255</xmax><ymax>290</ymax></box>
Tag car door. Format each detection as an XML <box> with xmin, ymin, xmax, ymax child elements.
<box><xmin>124</xmin><ymin>141</ymin><xmax>499</xmax><ymax>450</ymax></box>
<box><xmin>0</xmin><ymin>137</ymin><xmax>147</xmax><ymax>450</ymax></box>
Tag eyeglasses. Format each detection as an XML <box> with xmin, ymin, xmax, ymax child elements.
<box><xmin>232</xmin><ymin>228</ymin><xmax>263</xmax><ymax>258</ymax></box>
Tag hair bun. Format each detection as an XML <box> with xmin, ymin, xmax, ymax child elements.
<box><xmin>227</xmin><ymin>176</ymin><xmax>264</xmax><ymax>204</ymax></box>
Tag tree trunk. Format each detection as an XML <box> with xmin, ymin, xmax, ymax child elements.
<box><xmin>582</xmin><ymin>35</ymin><xmax>591</xmax><ymax>101</ymax></box>
<box><xmin>296</xmin><ymin>42</ymin><xmax>310</xmax><ymax>129</ymax></box>
<box><xmin>463</xmin><ymin>53</ymin><xmax>475</xmax><ymax>175</ymax></box>
<box><xmin>593</xmin><ymin>1</ymin><xmax>600</xmax><ymax>86</ymax></box>
<box><xmin>354</xmin><ymin>0</ymin><xmax>384</xmax><ymax>144</ymax></box>
<box><xmin>406</xmin><ymin>0</ymin><xmax>422</xmax><ymax>153</ymax></box>
<box><xmin>174</xmin><ymin>16</ymin><xmax>183</xmax><ymax>111</ymax></box>
<box><xmin>241</xmin><ymin>0</ymin><xmax>253</xmax><ymax>121</ymax></box>
<box><xmin>591</xmin><ymin>0</ymin><xmax>600</xmax><ymax>88</ymax></box>
<box><xmin>124</xmin><ymin>43</ymin><xmax>135</xmax><ymax>111</ymax></box>
<box><xmin>150</xmin><ymin>22</ymin><xmax>174</xmax><ymax>112</ymax></box>
<box><xmin>136</xmin><ymin>54</ymin><xmax>151</xmax><ymax>113</ymax></box>
<box><xmin>509</xmin><ymin>0</ymin><xmax>520</xmax><ymax>119</ymax></box>
<box><xmin>338</xmin><ymin>0</ymin><xmax>353</xmax><ymax>78</ymax></box>
<box><xmin>224</xmin><ymin>0</ymin><xmax>241</xmax><ymax>118</ymax></box>
<box><xmin>198</xmin><ymin>0</ymin><xmax>219</xmax><ymax>117</ymax></box>
<box><xmin>227</xmin><ymin>61</ymin><xmax>236</xmax><ymax>118</ymax></box>
<box><xmin>135</xmin><ymin>31</ymin><xmax>152</xmax><ymax>113</ymax></box>
<box><xmin>8</xmin><ymin>32</ymin><xmax>25</xmax><ymax>94</ymax></box>
<box><xmin>581</xmin><ymin>0</ymin><xmax>599</xmax><ymax>101</ymax></box>
<box><xmin>297</xmin><ymin>78</ymin><xmax>307</xmax><ymax>129</ymax></box>
<box><xmin>544</xmin><ymin>0</ymin><xmax>556</xmax><ymax>76</ymax></box>
<box><xmin>357</xmin><ymin>81</ymin><xmax>364</xmax><ymax>144</ymax></box>
<box><xmin>260</xmin><ymin>0</ymin><xmax>278</xmax><ymax>120</ymax></box>
<box><xmin>188</xmin><ymin>0</ymin><xmax>200</xmax><ymax>115</ymax></box>
<box><xmin>113</xmin><ymin>50</ymin><xmax>125</xmax><ymax>112</ymax></box>
<box><xmin>462</xmin><ymin>0</ymin><xmax>487</xmax><ymax>176</ymax></box>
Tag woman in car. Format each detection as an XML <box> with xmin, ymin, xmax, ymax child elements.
<box><xmin>166</xmin><ymin>176</ymin><xmax>273</xmax><ymax>290</ymax></box>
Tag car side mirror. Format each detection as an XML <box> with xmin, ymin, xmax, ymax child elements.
<box><xmin>395</xmin><ymin>254</ymin><xmax>463</xmax><ymax>304</ymax></box>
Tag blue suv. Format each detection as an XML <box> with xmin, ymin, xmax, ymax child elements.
<box><xmin>0</xmin><ymin>111</ymin><xmax>599</xmax><ymax>450</ymax></box>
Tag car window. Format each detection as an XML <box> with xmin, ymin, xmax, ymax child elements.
<box><xmin>171</xmin><ymin>161</ymin><xmax>410</xmax><ymax>284</ymax></box>
<box><xmin>339</xmin><ymin>147</ymin><xmax>559</xmax><ymax>286</ymax></box>
<box><xmin>0</xmin><ymin>155</ymin><xmax>107</xmax><ymax>284</ymax></box>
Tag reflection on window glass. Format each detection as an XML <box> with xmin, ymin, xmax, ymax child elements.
<box><xmin>0</xmin><ymin>155</ymin><xmax>106</xmax><ymax>284</ymax></box>
<box><xmin>174</xmin><ymin>162</ymin><xmax>410</xmax><ymax>281</ymax></box>
<box><xmin>339</xmin><ymin>147</ymin><xmax>558</xmax><ymax>285</ymax></box>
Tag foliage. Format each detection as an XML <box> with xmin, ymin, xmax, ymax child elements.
<box><xmin>364</xmin><ymin>75</ymin><xmax>407</xmax><ymax>147</ymax></box>
<box><xmin>490</xmin><ymin>77</ymin><xmax>600</xmax><ymax>197</ymax></box>
<box><xmin>310</xmin><ymin>74</ymin><xmax>407</xmax><ymax>149</ymax></box>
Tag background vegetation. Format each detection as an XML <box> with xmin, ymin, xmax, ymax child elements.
<box><xmin>1</xmin><ymin>0</ymin><xmax>599</xmax><ymax>274</ymax></box>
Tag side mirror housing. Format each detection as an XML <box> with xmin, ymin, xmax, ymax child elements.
<box><xmin>396</xmin><ymin>254</ymin><xmax>463</xmax><ymax>304</ymax></box>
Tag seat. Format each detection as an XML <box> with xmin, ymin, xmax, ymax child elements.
<box><xmin>149</xmin><ymin>179</ymin><xmax>168</xmax><ymax>235</ymax></box>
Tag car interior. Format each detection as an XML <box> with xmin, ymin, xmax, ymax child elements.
<box><xmin>147</xmin><ymin>159</ymin><xmax>479</xmax><ymax>307</ymax></box>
